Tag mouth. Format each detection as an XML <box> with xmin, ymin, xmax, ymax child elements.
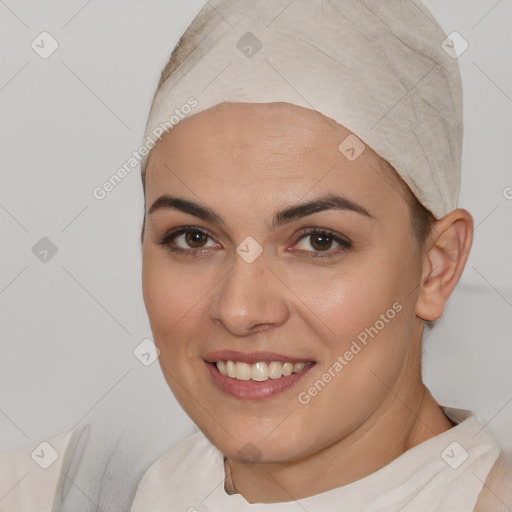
<box><xmin>204</xmin><ymin>351</ymin><xmax>316</xmax><ymax>400</ymax></box>
<box><xmin>214</xmin><ymin>360</ymin><xmax>313</xmax><ymax>381</ymax></box>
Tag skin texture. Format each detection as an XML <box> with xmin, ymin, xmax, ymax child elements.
<box><xmin>141</xmin><ymin>102</ymin><xmax>475</xmax><ymax>504</ymax></box>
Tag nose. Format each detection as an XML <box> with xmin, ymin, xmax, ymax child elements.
<box><xmin>208</xmin><ymin>251</ymin><xmax>290</xmax><ymax>337</ymax></box>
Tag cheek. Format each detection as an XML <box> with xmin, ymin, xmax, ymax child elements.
<box><xmin>141</xmin><ymin>251</ymin><xmax>208</xmax><ymax>406</ymax></box>
<box><xmin>142</xmin><ymin>250</ymin><xmax>191</xmax><ymax>344</ymax></box>
<box><xmin>281</xmin><ymin>256</ymin><xmax>407</xmax><ymax>345</ymax></box>
<box><xmin>141</xmin><ymin>248</ymin><xmax>220</xmax><ymax>364</ymax></box>
<box><xmin>290</xmin><ymin>286</ymin><xmax>412</xmax><ymax>454</ymax></box>
<box><xmin>287</xmin><ymin>252</ymin><xmax>416</xmax><ymax>400</ymax></box>
<box><xmin>142</xmin><ymin>250</ymin><xmax>170</xmax><ymax>331</ymax></box>
<box><xmin>143</xmin><ymin>247</ymin><xmax>187</xmax><ymax>311</ymax></box>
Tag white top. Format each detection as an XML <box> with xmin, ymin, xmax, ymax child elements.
<box><xmin>0</xmin><ymin>407</ymin><xmax>501</xmax><ymax>511</ymax></box>
<box><xmin>0</xmin><ymin>428</ymin><xmax>78</xmax><ymax>512</ymax></box>
<box><xmin>130</xmin><ymin>407</ymin><xmax>501</xmax><ymax>512</ymax></box>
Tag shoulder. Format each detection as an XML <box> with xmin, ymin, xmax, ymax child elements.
<box><xmin>134</xmin><ymin>430</ymin><xmax>213</xmax><ymax>490</ymax></box>
<box><xmin>473</xmin><ymin>451</ymin><xmax>512</xmax><ymax>512</ymax></box>
<box><xmin>130</xmin><ymin>430</ymin><xmax>222</xmax><ymax>510</ymax></box>
<box><xmin>0</xmin><ymin>427</ymin><xmax>80</xmax><ymax>511</ymax></box>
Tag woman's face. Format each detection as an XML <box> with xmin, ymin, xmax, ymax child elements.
<box><xmin>141</xmin><ymin>102</ymin><xmax>425</xmax><ymax>463</ymax></box>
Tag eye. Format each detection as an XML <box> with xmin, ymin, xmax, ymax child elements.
<box><xmin>158</xmin><ymin>226</ymin><xmax>352</xmax><ymax>259</ymax></box>
<box><xmin>158</xmin><ymin>227</ymin><xmax>219</xmax><ymax>255</ymax></box>
<box><xmin>292</xmin><ymin>229</ymin><xmax>352</xmax><ymax>257</ymax></box>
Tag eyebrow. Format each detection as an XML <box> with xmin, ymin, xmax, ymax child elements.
<box><xmin>148</xmin><ymin>193</ymin><xmax>372</xmax><ymax>229</ymax></box>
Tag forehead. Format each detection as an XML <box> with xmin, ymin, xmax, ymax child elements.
<box><xmin>144</xmin><ymin>102</ymin><xmax>409</xmax><ymax>217</ymax></box>
<box><xmin>154</xmin><ymin>103</ymin><xmax>343</xmax><ymax>169</ymax></box>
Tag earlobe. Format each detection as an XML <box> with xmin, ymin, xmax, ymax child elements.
<box><xmin>416</xmin><ymin>209</ymin><xmax>474</xmax><ymax>321</ymax></box>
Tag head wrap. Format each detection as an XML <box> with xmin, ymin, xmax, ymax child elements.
<box><xmin>141</xmin><ymin>0</ymin><xmax>463</xmax><ymax>219</ymax></box>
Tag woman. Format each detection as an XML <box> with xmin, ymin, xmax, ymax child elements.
<box><xmin>0</xmin><ymin>1</ymin><xmax>509</xmax><ymax>511</ymax></box>
<box><xmin>131</xmin><ymin>0</ymin><xmax>511</xmax><ymax>510</ymax></box>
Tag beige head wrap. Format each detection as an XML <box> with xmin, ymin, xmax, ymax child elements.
<box><xmin>141</xmin><ymin>0</ymin><xmax>463</xmax><ymax>219</ymax></box>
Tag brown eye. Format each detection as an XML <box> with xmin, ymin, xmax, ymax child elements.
<box><xmin>158</xmin><ymin>227</ymin><xmax>218</xmax><ymax>253</ymax></box>
<box><xmin>309</xmin><ymin>233</ymin><xmax>334</xmax><ymax>252</ymax></box>
<box><xmin>183</xmin><ymin>230</ymin><xmax>209</xmax><ymax>248</ymax></box>
<box><xmin>294</xmin><ymin>229</ymin><xmax>352</xmax><ymax>257</ymax></box>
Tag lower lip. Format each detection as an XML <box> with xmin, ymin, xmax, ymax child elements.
<box><xmin>205</xmin><ymin>362</ymin><xmax>315</xmax><ymax>400</ymax></box>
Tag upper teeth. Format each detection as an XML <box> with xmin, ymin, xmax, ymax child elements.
<box><xmin>215</xmin><ymin>361</ymin><xmax>308</xmax><ymax>381</ymax></box>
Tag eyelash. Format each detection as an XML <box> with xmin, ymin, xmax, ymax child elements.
<box><xmin>157</xmin><ymin>226</ymin><xmax>352</xmax><ymax>259</ymax></box>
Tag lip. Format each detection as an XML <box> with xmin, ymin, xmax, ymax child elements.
<box><xmin>205</xmin><ymin>359</ymin><xmax>316</xmax><ymax>400</ymax></box>
<box><xmin>203</xmin><ymin>350</ymin><xmax>314</xmax><ymax>365</ymax></box>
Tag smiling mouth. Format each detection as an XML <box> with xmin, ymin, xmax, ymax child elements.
<box><xmin>214</xmin><ymin>360</ymin><xmax>314</xmax><ymax>382</ymax></box>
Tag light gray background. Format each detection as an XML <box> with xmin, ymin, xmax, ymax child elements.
<box><xmin>0</xmin><ymin>1</ymin><xmax>511</xmax><ymax>510</ymax></box>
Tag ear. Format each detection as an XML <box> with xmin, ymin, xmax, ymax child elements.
<box><xmin>416</xmin><ymin>208</ymin><xmax>473</xmax><ymax>321</ymax></box>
